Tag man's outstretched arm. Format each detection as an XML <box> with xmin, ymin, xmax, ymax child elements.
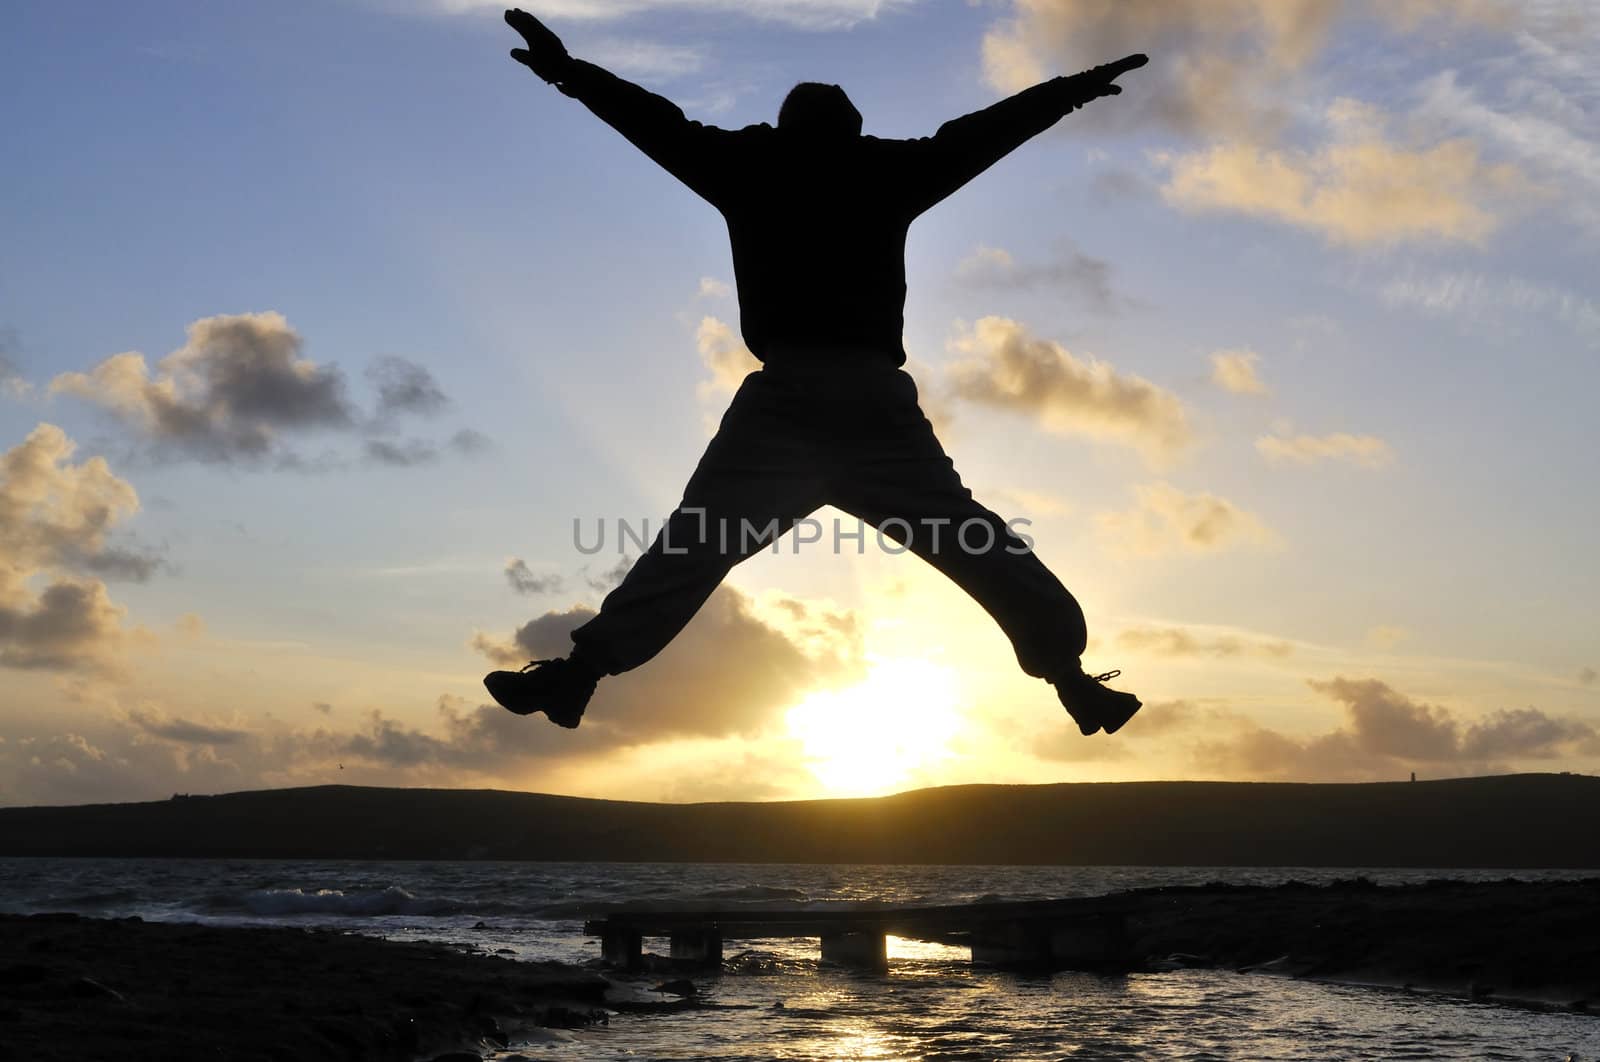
<box><xmin>505</xmin><ymin>8</ymin><xmax>726</xmax><ymax>202</ymax></box>
<box><xmin>904</xmin><ymin>55</ymin><xmax>1148</xmax><ymax>214</ymax></box>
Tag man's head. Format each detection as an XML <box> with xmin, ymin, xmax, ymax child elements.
<box><xmin>778</xmin><ymin>83</ymin><xmax>863</xmax><ymax>140</ymax></box>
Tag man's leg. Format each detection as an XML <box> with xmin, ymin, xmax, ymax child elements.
<box><xmin>487</xmin><ymin>372</ymin><xmax>823</xmax><ymax>725</ymax></box>
<box><xmin>568</xmin><ymin>371</ymin><xmax>825</xmax><ymax>675</ymax></box>
<box><xmin>826</xmin><ymin>372</ymin><xmax>1137</xmax><ymax>732</ymax></box>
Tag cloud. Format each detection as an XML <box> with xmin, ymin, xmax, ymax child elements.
<box><xmin>51</xmin><ymin>313</ymin><xmax>354</xmax><ymax>463</ymax></box>
<box><xmin>0</xmin><ymin>579</ymin><xmax>139</xmax><ymax>672</ymax></box>
<box><xmin>1379</xmin><ymin>268</ymin><xmax>1600</xmax><ymax>346</ymax></box>
<box><xmin>364</xmin><ymin>429</ymin><xmax>491</xmax><ymax>467</ymax></box>
<box><xmin>581</xmin><ymin>37</ymin><xmax>707</xmax><ymax>80</ymax></box>
<box><xmin>698</xmin><ymin>276</ymin><xmax>733</xmax><ymax>299</ymax></box>
<box><xmin>431</xmin><ymin>0</ymin><xmax>912</xmax><ymax>30</ymax></box>
<box><xmin>1210</xmin><ymin>349</ymin><xmax>1268</xmax><ymax>395</ymax></box>
<box><xmin>584</xmin><ymin>555</ymin><xmax>634</xmax><ymax>594</ymax></box>
<box><xmin>1159</xmin><ymin>99</ymin><xmax>1528</xmax><ymax>246</ymax></box>
<box><xmin>505</xmin><ymin>557</ymin><xmax>564</xmax><ymax>595</ymax></box>
<box><xmin>367</xmin><ymin>355</ymin><xmax>449</xmax><ymax>422</ymax></box>
<box><xmin>1580</xmin><ymin>666</ymin><xmax>1597</xmax><ymax>687</ymax></box>
<box><xmin>946</xmin><ymin>316</ymin><xmax>1191</xmax><ymax>463</ymax></box>
<box><xmin>1</xmin><ymin>424</ymin><xmax>143</xmax><ymax>584</ymax></box>
<box><xmin>1097</xmin><ymin>482</ymin><xmax>1277</xmax><ymax>555</ymax></box>
<box><xmin>472</xmin><ymin>584</ymin><xmax>864</xmax><ymax>744</ymax></box>
<box><xmin>1116</xmin><ymin>624</ymin><xmax>1294</xmax><ymax>659</ymax></box>
<box><xmin>1032</xmin><ymin>698</ymin><xmax>1200</xmax><ymax>762</ymax></box>
<box><xmin>954</xmin><ymin>243</ymin><xmax>1120</xmax><ymax>314</ymax></box>
<box><xmin>126</xmin><ymin>708</ymin><xmax>249</xmax><ymax>746</ymax></box>
<box><xmin>0</xmin><ymin>424</ymin><xmax>156</xmax><ymax>672</ymax></box>
<box><xmin>0</xmin><ymin>339</ymin><xmax>30</xmax><ymax>400</ymax></box>
<box><xmin>1256</xmin><ymin>431</ymin><xmax>1393</xmax><ymax>467</ymax></box>
<box><xmin>696</xmin><ymin>316</ymin><xmax>762</xmax><ymax>397</ymax></box>
<box><xmin>1193</xmin><ymin>675</ymin><xmax>1597</xmax><ymax>780</ymax></box>
<box><xmin>0</xmin><ymin>694</ymin><xmax>612</xmax><ymax>806</ymax></box>
<box><xmin>980</xmin><ymin>0</ymin><xmax>1513</xmax><ymax>141</ymax></box>
<box><xmin>1416</xmin><ymin>50</ymin><xmax>1600</xmax><ymax>233</ymax></box>
<box><xmin>51</xmin><ymin>313</ymin><xmax>478</xmax><ymax>469</ymax></box>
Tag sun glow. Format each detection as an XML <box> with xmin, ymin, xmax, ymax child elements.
<box><xmin>784</xmin><ymin>658</ymin><xmax>965</xmax><ymax>797</ymax></box>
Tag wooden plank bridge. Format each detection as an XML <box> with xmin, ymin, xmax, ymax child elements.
<box><xmin>583</xmin><ymin>897</ymin><xmax>1134</xmax><ymax>972</ymax></box>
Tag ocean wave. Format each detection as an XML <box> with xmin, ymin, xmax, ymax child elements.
<box><xmin>699</xmin><ymin>886</ymin><xmax>809</xmax><ymax>902</ymax></box>
<box><xmin>233</xmin><ymin>885</ymin><xmax>466</xmax><ymax>918</ymax></box>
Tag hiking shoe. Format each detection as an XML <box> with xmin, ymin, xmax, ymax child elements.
<box><xmin>1053</xmin><ymin>669</ymin><xmax>1141</xmax><ymax>736</ymax></box>
<box><xmin>484</xmin><ymin>657</ymin><xmax>596</xmax><ymax>729</ymax></box>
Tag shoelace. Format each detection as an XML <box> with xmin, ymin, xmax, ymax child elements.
<box><xmin>1089</xmin><ymin>669</ymin><xmax>1121</xmax><ymax>684</ymax></box>
<box><xmin>519</xmin><ymin>659</ymin><xmax>558</xmax><ymax>672</ymax></box>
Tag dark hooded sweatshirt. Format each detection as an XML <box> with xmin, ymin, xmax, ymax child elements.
<box><xmin>550</xmin><ymin>61</ymin><xmax>1099</xmax><ymax>369</ymax></box>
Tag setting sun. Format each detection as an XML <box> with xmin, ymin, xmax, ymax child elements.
<box><xmin>784</xmin><ymin>659</ymin><xmax>965</xmax><ymax>796</ymax></box>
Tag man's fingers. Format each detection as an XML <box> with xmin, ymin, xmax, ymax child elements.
<box><xmin>510</xmin><ymin>47</ymin><xmax>532</xmax><ymax>67</ymax></box>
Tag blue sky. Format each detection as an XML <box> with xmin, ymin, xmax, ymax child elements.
<box><xmin>2</xmin><ymin>0</ymin><xmax>1597</xmax><ymax>804</ymax></box>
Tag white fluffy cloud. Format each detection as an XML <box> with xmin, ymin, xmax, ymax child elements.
<box><xmin>946</xmin><ymin>316</ymin><xmax>1190</xmax><ymax>463</ymax></box>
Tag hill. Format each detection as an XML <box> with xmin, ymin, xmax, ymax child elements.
<box><xmin>1</xmin><ymin>774</ymin><xmax>1595</xmax><ymax>865</ymax></box>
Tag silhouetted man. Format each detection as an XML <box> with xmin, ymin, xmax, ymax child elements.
<box><xmin>486</xmin><ymin>8</ymin><xmax>1148</xmax><ymax>736</ymax></box>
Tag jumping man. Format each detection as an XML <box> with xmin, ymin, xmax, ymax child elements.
<box><xmin>485</xmin><ymin>9</ymin><xmax>1149</xmax><ymax>737</ymax></box>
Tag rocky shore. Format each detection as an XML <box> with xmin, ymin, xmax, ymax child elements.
<box><xmin>0</xmin><ymin>912</ymin><xmax>633</xmax><ymax>1062</ymax></box>
<box><xmin>1118</xmin><ymin>877</ymin><xmax>1600</xmax><ymax>1010</ymax></box>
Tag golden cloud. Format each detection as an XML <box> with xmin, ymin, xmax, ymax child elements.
<box><xmin>946</xmin><ymin>316</ymin><xmax>1191</xmax><ymax>464</ymax></box>
<box><xmin>1159</xmin><ymin>100</ymin><xmax>1528</xmax><ymax>245</ymax></box>
<box><xmin>1256</xmin><ymin>430</ymin><xmax>1393</xmax><ymax>467</ymax></box>
<box><xmin>1097</xmin><ymin>482</ymin><xmax>1277</xmax><ymax>555</ymax></box>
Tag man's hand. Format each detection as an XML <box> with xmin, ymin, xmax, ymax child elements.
<box><xmin>506</xmin><ymin>8</ymin><xmax>571</xmax><ymax>85</ymax></box>
<box><xmin>1062</xmin><ymin>53</ymin><xmax>1149</xmax><ymax>108</ymax></box>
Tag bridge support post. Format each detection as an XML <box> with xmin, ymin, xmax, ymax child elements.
<box><xmin>820</xmin><ymin>931</ymin><xmax>887</xmax><ymax>972</ymax></box>
<box><xmin>970</xmin><ymin>920</ymin><xmax>1051</xmax><ymax>967</ymax></box>
<box><xmin>1047</xmin><ymin>913</ymin><xmax>1128</xmax><ymax>968</ymax></box>
<box><xmin>600</xmin><ymin>927</ymin><xmax>642</xmax><ymax>971</ymax></box>
<box><xmin>971</xmin><ymin>914</ymin><xmax>1129</xmax><ymax>969</ymax></box>
<box><xmin>670</xmin><ymin>926</ymin><xmax>723</xmax><ymax>966</ymax></box>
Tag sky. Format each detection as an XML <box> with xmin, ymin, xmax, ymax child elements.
<box><xmin>2</xmin><ymin>0</ymin><xmax>1597</xmax><ymax>807</ymax></box>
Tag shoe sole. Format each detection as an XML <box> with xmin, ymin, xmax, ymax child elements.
<box><xmin>1100</xmin><ymin>698</ymin><xmax>1142</xmax><ymax>735</ymax></box>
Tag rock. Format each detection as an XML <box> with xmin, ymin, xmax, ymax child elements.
<box><xmin>652</xmin><ymin>978</ymin><xmax>697</xmax><ymax>996</ymax></box>
<box><xmin>428</xmin><ymin>1052</ymin><xmax>483</xmax><ymax>1062</ymax></box>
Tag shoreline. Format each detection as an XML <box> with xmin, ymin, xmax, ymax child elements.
<box><xmin>2</xmin><ymin>877</ymin><xmax>1595</xmax><ymax>1059</ymax></box>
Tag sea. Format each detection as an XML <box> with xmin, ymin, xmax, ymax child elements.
<box><xmin>1</xmin><ymin>859</ymin><xmax>1595</xmax><ymax>1061</ymax></box>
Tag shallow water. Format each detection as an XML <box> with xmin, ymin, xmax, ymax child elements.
<box><xmin>2</xmin><ymin>859</ymin><xmax>1595</xmax><ymax>1059</ymax></box>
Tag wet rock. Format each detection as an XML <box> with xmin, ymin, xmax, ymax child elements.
<box><xmin>652</xmin><ymin>978</ymin><xmax>697</xmax><ymax>996</ymax></box>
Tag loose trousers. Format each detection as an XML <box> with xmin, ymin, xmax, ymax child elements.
<box><xmin>569</xmin><ymin>365</ymin><xmax>1088</xmax><ymax>679</ymax></box>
